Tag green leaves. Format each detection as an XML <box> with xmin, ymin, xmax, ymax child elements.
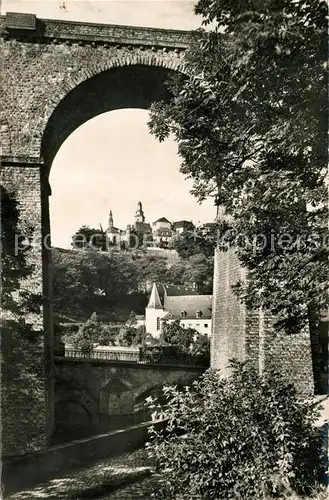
<box><xmin>148</xmin><ymin>0</ymin><xmax>328</xmax><ymax>334</ymax></box>
<box><xmin>144</xmin><ymin>320</ymin><xmax>210</xmax><ymax>365</ymax></box>
<box><xmin>146</xmin><ymin>361</ymin><xmax>323</xmax><ymax>498</ymax></box>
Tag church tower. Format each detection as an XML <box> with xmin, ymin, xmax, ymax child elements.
<box><xmin>109</xmin><ymin>210</ymin><xmax>114</xmax><ymax>230</ymax></box>
<box><xmin>135</xmin><ymin>201</ymin><xmax>145</xmax><ymax>223</ymax></box>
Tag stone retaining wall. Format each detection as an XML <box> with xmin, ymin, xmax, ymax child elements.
<box><xmin>2</xmin><ymin>420</ymin><xmax>162</xmax><ymax>495</ymax></box>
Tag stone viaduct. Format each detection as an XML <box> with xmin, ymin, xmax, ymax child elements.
<box><xmin>0</xmin><ymin>12</ymin><xmax>315</xmax><ymax>459</ymax></box>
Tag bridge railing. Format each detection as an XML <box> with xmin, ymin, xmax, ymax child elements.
<box><xmin>61</xmin><ymin>346</ymin><xmax>209</xmax><ymax>367</ymax></box>
<box><xmin>64</xmin><ymin>347</ymin><xmax>140</xmax><ymax>362</ymax></box>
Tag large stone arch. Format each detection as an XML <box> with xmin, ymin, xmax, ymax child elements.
<box><xmin>41</xmin><ymin>61</ymin><xmax>185</xmax><ymax>168</ymax></box>
<box><xmin>55</xmin><ymin>385</ymin><xmax>99</xmax><ymax>424</ymax></box>
<box><xmin>47</xmin><ymin>54</ymin><xmax>186</xmax><ymax>108</ymax></box>
<box><xmin>0</xmin><ymin>12</ymin><xmax>192</xmax><ymax>458</ymax></box>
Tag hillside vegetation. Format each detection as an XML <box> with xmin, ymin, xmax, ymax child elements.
<box><xmin>52</xmin><ymin>234</ymin><xmax>214</xmax><ymax>325</ymax></box>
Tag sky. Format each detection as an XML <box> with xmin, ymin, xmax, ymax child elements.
<box><xmin>2</xmin><ymin>1</ymin><xmax>216</xmax><ymax>248</ymax></box>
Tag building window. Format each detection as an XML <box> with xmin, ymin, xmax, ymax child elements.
<box><xmin>181</xmin><ymin>310</ymin><xmax>187</xmax><ymax>318</ymax></box>
<box><xmin>196</xmin><ymin>323</ymin><xmax>200</xmax><ymax>327</ymax></box>
<box><xmin>204</xmin><ymin>324</ymin><xmax>208</xmax><ymax>328</ymax></box>
<box><xmin>156</xmin><ymin>317</ymin><xmax>160</xmax><ymax>330</ymax></box>
<box><xmin>188</xmin><ymin>323</ymin><xmax>192</xmax><ymax>327</ymax></box>
<box><xmin>196</xmin><ymin>310</ymin><xmax>203</xmax><ymax>318</ymax></box>
<box><xmin>181</xmin><ymin>323</ymin><xmax>185</xmax><ymax>327</ymax></box>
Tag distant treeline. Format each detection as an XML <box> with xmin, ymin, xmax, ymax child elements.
<box><xmin>52</xmin><ymin>230</ymin><xmax>216</xmax><ymax>324</ymax></box>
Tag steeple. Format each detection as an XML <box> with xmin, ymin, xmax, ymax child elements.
<box><xmin>109</xmin><ymin>210</ymin><xmax>114</xmax><ymax>230</ymax></box>
<box><xmin>135</xmin><ymin>201</ymin><xmax>145</xmax><ymax>223</ymax></box>
<box><xmin>147</xmin><ymin>283</ymin><xmax>163</xmax><ymax>309</ymax></box>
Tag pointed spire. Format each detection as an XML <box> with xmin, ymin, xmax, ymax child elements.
<box><xmin>109</xmin><ymin>210</ymin><xmax>114</xmax><ymax>229</ymax></box>
<box><xmin>147</xmin><ymin>283</ymin><xmax>163</xmax><ymax>309</ymax></box>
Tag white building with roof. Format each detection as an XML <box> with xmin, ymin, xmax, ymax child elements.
<box><xmin>145</xmin><ymin>282</ymin><xmax>212</xmax><ymax>338</ymax></box>
<box><xmin>152</xmin><ymin>217</ymin><xmax>174</xmax><ymax>247</ymax></box>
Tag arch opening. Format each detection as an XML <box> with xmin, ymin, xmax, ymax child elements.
<box><xmin>53</xmin><ymin>399</ymin><xmax>92</xmax><ymax>443</ymax></box>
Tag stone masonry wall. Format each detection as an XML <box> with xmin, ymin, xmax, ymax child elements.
<box><xmin>0</xmin><ymin>14</ymin><xmax>188</xmax><ymax>456</ymax></box>
<box><xmin>0</xmin><ymin>14</ymin><xmax>188</xmax><ymax>163</ymax></box>
<box><xmin>211</xmin><ymin>247</ymin><xmax>247</xmax><ymax>375</ymax></box>
<box><xmin>0</xmin><ymin>163</ymin><xmax>53</xmax><ymax>457</ymax></box>
<box><xmin>261</xmin><ymin>314</ymin><xmax>314</xmax><ymax>396</ymax></box>
<box><xmin>211</xmin><ymin>247</ymin><xmax>315</xmax><ymax>396</ymax></box>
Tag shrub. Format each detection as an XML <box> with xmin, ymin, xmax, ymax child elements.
<box><xmin>146</xmin><ymin>360</ymin><xmax>323</xmax><ymax>499</ymax></box>
<box><xmin>75</xmin><ymin>335</ymin><xmax>93</xmax><ymax>356</ymax></box>
<box><xmin>117</xmin><ymin>326</ymin><xmax>139</xmax><ymax>346</ymax></box>
<box><xmin>71</xmin><ymin>312</ymin><xmax>102</xmax><ymax>353</ymax></box>
<box><xmin>159</xmin><ymin>320</ymin><xmax>210</xmax><ymax>365</ymax></box>
<box><xmin>97</xmin><ymin>325</ymin><xmax>120</xmax><ymax>346</ymax></box>
<box><xmin>190</xmin><ymin>332</ymin><xmax>210</xmax><ymax>364</ymax></box>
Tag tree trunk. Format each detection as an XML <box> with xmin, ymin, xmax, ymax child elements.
<box><xmin>308</xmin><ymin>304</ymin><xmax>324</xmax><ymax>394</ymax></box>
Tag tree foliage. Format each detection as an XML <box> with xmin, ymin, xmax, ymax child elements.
<box><xmin>173</xmin><ymin>230</ymin><xmax>216</xmax><ymax>259</ymax></box>
<box><xmin>71</xmin><ymin>225</ymin><xmax>106</xmax><ymax>250</ymax></box>
<box><xmin>161</xmin><ymin>319</ymin><xmax>195</xmax><ymax>350</ymax></box>
<box><xmin>52</xmin><ymin>247</ymin><xmax>214</xmax><ymax>320</ymax></box>
<box><xmin>0</xmin><ymin>186</ymin><xmax>42</xmax><ymax>323</ymax></box>
<box><xmin>146</xmin><ymin>361</ymin><xmax>323</xmax><ymax>499</ymax></box>
<box><xmin>52</xmin><ymin>248</ymin><xmax>141</xmax><ymax>318</ymax></box>
<box><xmin>71</xmin><ymin>312</ymin><xmax>103</xmax><ymax>354</ymax></box>
<box><xmin>160</xmin><ymin>319</ymin><xmax>210</xmax><ymax>363</ymax></box>
<box><xmin>183</xmin><ymin>253</ymin><xmax>214</xmax><ymax>294</ymax></box>
<box><xmin>148</xmin><ymin>0</ymin><xmax>328</xmax><ymax>333</ymax></box>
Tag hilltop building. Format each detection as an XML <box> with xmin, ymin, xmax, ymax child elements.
<box><xmin>106</xmin><ymin>210</ymin><xmax>121</xmax><ymax>246</ymax></box>
<box><xmin>199</xmin><ymin>222</ymin><xmax>218</xmax><ymax>237</ymax></box>
<box><xmin>172</xmin><ymin>220</ymin><xmax>195</xmax><ymax>234</ymax></box>
<box><xmin>152</xmin><ymin>217</ymin><xmax>174</xmax><ymax>246</ymax></box>
<box><xmin>106</xmin><ymin>201</ymin><xmax>153</xmax><ymax>248</ymax></box>
<box><xmin>105</xmin><ymin>202</ymin><xmax>214</xmax><ymax>250</ymax></box>
<box><xmin>145</xmin><ymin>282</ymin><xmax>212</xmax><ymax>337</ymax></box>
<box><xmin>125</xmin><ymin>201</ymin><xmax>153</xmax><ymax>247</ymax></box>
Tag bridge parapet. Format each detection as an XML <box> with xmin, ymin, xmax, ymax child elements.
<box><xmin>60</xmin><ymin>345</ymin><xmax>209</xmax><ymax>369</ymax></box>
<box><xmin>0</xmin><ymin>12</ymin><xmax>193</xmax><ymax>49</ymax></box>
<box><xmin>64</xmin><ymin>347</ymin><xmax>140</xmax><ymax>363</ymax></box>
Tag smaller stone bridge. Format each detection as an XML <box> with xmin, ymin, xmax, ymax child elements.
<box><xmin>53</xmin><ymin>357</ymin><xmax>205</xmax><ymax>443</ymax></box>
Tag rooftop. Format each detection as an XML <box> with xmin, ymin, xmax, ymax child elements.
<box><xmin>135</xmin><ymin>222</ymin><xmax>152</xmax><ymax>233</ymax></box>
<box><xmin>164</xmin><ymin>294</ymin><xmax>212</xmax><ymax>320</ymax></box>
<box><xmin>107</xmin><ymin>226</ymin><xmax>120</xmax><ymax>234</ymax></box>
<box><xmin>173</xmin><ymin>220</ymin><xmax>195</xmax><ymax>227</ymax></box>
<box><xmin>154</xmin><ymin>217</ymin><xmax>171</xmax><ymax>224</ymax></box>
<box><xmin>163</xmin><ymin>284</ymin><xmax>199</xmax><ymax>297</ymax></box>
